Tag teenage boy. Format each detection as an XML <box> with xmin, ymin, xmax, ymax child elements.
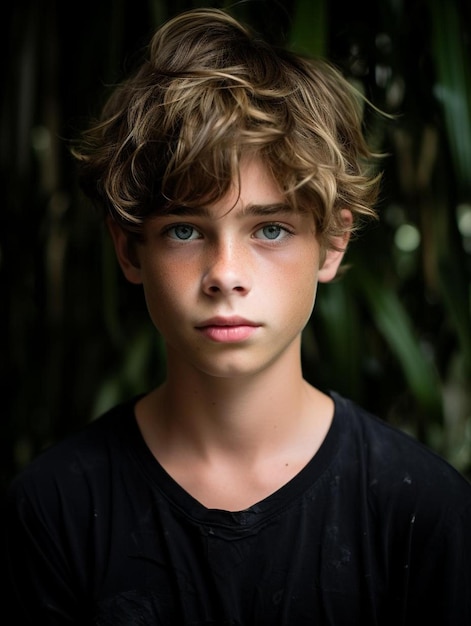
<box><xmin>6</xmin><ymin>8</ymin><xmax>471</xmax><ymax>625</ymax></box>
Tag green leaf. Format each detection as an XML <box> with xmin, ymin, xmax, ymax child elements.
<box><xmin>353</xmin><ymin>262</ymin><xmax>443</xmax><ymax>418</ymax></box>
<box><xmin>430</xmin><ymin>1</ymin><xmax>471</xmax><ymax>192</ymax></box>
<box><xmin>289</xmin><ymin>0</ymin><xmax>327</xmax><ymax>56</ymax></box>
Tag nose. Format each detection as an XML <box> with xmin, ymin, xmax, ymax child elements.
<box><xmin>201</xmin><ymin>238</ymin><xmax>251</xmax><ymax>296</ymax></box>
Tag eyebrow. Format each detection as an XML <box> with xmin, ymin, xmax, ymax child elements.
<box><xmin>160</xmin><ymin>203</ymin><xmax>294</xmax><ymax>218</ymax></box>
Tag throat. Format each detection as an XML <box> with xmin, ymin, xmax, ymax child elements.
<box><xmin>134</xmin><ymin>383</ymin><xmax>334</xmax><ymax>511</ymax></box>
<box><xmin>166</xmin><ymin>452</ymin><xmax>312</xmax><ymax>512</ymax></box>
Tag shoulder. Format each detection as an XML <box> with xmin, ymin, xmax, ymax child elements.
<box><xmin>6</xmin><ymin>396</ymin><xmax>142</xmax><ymax>510</ymax></box>
<box><xmin>330</xmin><ymin>392</ymin><xmax>471</xmax><ymax>522</ymax></box>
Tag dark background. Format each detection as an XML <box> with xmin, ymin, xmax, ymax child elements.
<box><xmin>2</xmin><ymin>0</ymin><xmax>471</xmax><ymax>501</ymax></box>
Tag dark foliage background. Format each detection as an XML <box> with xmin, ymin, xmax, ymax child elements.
<box><xmin>2</xmin><ymin>0</ymin><xmax>471</xmax><ymax>502</ymax></box>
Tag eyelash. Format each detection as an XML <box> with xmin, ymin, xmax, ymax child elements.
<box><xmin>163</xmin><ymin>224</ymin><xmax>201</xmax><ymax>241</ymax></box>
<box><xmin>162</xmin><ymin>222</ymin><xmax>294</xmax><ymax>242</ymax></box>
<box><xmin>255</xmin><ymin>223</ymin><xmax>294</xmax><ymax>241</ymax></box>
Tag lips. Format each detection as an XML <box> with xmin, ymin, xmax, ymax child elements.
<box><xmin>195</xmin><ymin>316</ymin><xmax>260</xmax><ymax>343</ymax></box>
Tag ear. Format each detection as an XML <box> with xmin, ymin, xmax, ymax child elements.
<box><xmin>107</xmin><ymin>217</ymin><xmax>142</xmax><ymax>285</ymax></box>
<box><xmin>318</xmin><ymin>209</ymin><xmax>352</xmax><ymax>283</ymax></box>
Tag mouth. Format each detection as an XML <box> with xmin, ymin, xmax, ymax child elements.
<box><xmin>196</xmin><ymin>316</ymin><xmax>258</xmax><ymax>328</ymax></box>
<box><xmin>195</xmin><ymin>317</ymin><xmax>260</xmax><ymax>343</ymax></box>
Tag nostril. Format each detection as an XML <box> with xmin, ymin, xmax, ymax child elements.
<box><xmin>206</xmin><ymin>284</ymin><xmax>245</xmax><ymax>294</ymax></box>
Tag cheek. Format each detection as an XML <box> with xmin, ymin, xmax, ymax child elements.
<box><xmin>294</xmin><ymin>270</ymin><xmax>319</xmax><ymax>319</ymax></box>
<box><xmin>275</xmin><ymin>248</ymin><xmax>320</xmax><ymax>319</ymax></box>
<box><xmin>139</xmin><ymin>259</ymin><xmax>195</xmax><ymax>324</ymax></box>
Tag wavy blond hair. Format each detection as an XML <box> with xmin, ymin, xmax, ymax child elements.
<box><xmin>72</xmin><ymin>7</ymin><xmax>381</xmax><ymax>249</ymax></box>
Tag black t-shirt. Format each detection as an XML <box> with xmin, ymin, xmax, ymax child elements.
<box><xmin>5</xmin><ymin>392</ymin><xmax>471</xmax><ymax>625</ymax></box>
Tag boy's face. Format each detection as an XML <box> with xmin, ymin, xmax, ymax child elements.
<box><xmin>110</xmin><ymin>157</ymin><xmax>347</xmax><ymax>379</ymax></box>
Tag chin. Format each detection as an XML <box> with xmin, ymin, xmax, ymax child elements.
<box><xmin>196</xmin><ymin>354</ymin><xmax>279</xmax><ymax>380</ymax></box>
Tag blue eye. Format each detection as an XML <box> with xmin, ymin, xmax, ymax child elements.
<box><xmin>255</xmin><ymin>224</ymin><xmax>291</xmax><ymax>241</ymax></box>
<box><xmin>166</xmin><ymin>224</ymin><xmax>199</xmax><ymax>240</ymax></box>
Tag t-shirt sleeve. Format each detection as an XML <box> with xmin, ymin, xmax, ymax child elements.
<box><xmin>405</xmin><ymin>493</ymin><xmax>471</xmax><ymax>624</ymax></box>
<box><xmin>5</xmin><ymin>463</ymin><xmax>92</xmax><ymax>624</ymax></box>
<box><xmin>340</xmin><ymin>394</ymin><xmax>471</xmax><ymax>624</ymax></box>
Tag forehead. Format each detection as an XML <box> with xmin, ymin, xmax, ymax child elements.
<box><xmin>210</xmin><ymin>157</ymin><xmax>285</xmax><ymax>215</ymax></box>
<box><xmin>164</xmin><ymin>157</ymin><xmax>290</xmax><ymax>219</ymax></box>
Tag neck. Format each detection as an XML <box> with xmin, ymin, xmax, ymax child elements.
<box><xmin>135</xmin><ymin>338</ymin><xmax>334</xmax><ymax>510</ymax></box>
<box><xmin>172</xmin><ymin>346</ymin><xmax>303</xmax><ymax>435</ymax></box>
<box><xmin>139</xmin><ymin>337</ymin><xmax>325</xmax><ymax>459</ymax></box>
